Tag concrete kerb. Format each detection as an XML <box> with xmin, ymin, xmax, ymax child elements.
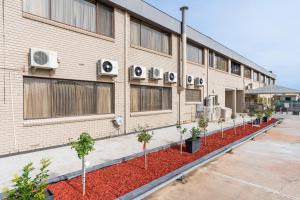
<box><xmin>117</xmin><ymin>120</ymin><xmax>280</xmax><ymax>200</ymax></box>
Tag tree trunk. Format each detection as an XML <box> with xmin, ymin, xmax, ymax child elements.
<box><xmin>251</xmin><ymin>117</ymin><xmax>253</xmax><ymax>126</ymax></box>
<box><xmin>204</xmin><ymin>130</ymin><xmax>207</xmax><ymax>146</ymax></box>
<box><xmin>82</xmin><ymin>156</ymin><xmax>86</xmax><ymax>196</ymax></box>
<box><xmin>180</xmin><ymin>134</ymin><xmax>183</xmax><ymax>157</ymax></box>
<box><xmin>143</xmin><ymin>143</ymin><xmax>147</xmax><ymax>170</ymax></box>
<box><xmin>221</xmin><ymin>124</ymin><xmax>224</xmax><ymax>139</ymax></box>
<box><xmin>234</xmin><ymin>121</ymin><xmax>237</xmax><ymax>135</ymax></box>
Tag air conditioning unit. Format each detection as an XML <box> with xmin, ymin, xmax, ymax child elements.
<box><xmin>186</xmin><ymin>75</ymin><xmax>194</xmax><ymax>85</ymax></box>
<box><xmin>149</xmin><ymin>67</ymin><xmax>163</xmax><ymax>80</ymax></box>
<box><xmin>30</xmin><ymin>48</ymin><xmax>58</xmax><ymax>69</ymax></box>
<box><xmin>195</xmin><ymin>77</ymin><xmax>205</xmax><ymax>87</ymax></box>
<box><xmin>164</xmin><ymin>72</ymin><xmax>177</xmax><ymax>83</ymax></box>
<box><xmin>246</xmin><ymin>83</ymin><xmax>253</xmax><ymax>90</ymax></box>
<box><xmin>130</xmin><ymin>65</ymin><xmax>147</xmax><ymax>79</ymax></box>
<box><xmin>97</xmin><ymin>59</ymin><xmax>118</xmax><ymax>76</ymax></box>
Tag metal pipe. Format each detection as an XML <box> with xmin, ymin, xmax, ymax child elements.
<box><xmin>180</xmin><ymin>6</ymin><xmax>188</xmax><ymax>88</ymax></box>
<box><xmin>9</xmin><ymin>72</ymin><xmax>17</xmax><ymax>149</ymax></box>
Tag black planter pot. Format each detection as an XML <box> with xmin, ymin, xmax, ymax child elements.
<box><xmin>185</xmin><ymin>137</ymin><xmax>201</xmax><ymax>153</ymax></box>
<box><xmin>262</xmin><ymin>116</ymin><xmax>268</xmax><ymax>122</ymax></box>
<box><xmin>45</xmin><ymin>189</ymin><xmax>54</xmax><ymax>200</ymax></box>
<box><xmin>255</xmin><ymin>118</ymin><xmax>261</xmax><ymax>124</ymax></box>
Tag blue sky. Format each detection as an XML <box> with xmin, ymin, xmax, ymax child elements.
<box><xmin>145</xmin><ymin>0</ymin><xmax>300</xmax><ymax>89</ymax></box>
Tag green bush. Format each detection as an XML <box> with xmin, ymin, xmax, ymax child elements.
<box><xmin>190</xmin><ymin>127</ymin><xmax>201</xmax><ymax>141</ymax></box>
<box><xmin>2</xmin><ymin>159</ymin><xmax>51</xmax><ymax>200</ymax></box>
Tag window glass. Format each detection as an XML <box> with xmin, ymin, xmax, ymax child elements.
<box><xmin>130</xmin><ymin>18</ymin><xmax>171</xmax><ymax>55</ymax></box>
<box><xmin>186</xmin><ymin>89</ymin><xmax>202</xmax><ymax>102</ymax></box>
<box><xmin>215</xmin><ymin>53</ymin><xmax>228</xmax><ymax>72</ymax></box>
<box><xmin>231</xmin><ymin>62</ymin><xmax>241</xmax><ymax>76</ymax></box>
<box><xmin>130</xmin><ymin>85</ymin><xmax>172</xmax><ymax>112</ymax></box>
<box><xmin>209</xmin><ymin>51</ymin><xmax>214</xmax><ymax>67</ymax></box>
<box><xmin>187</xmin><ymin>43</ymin><xmax>204</xmax><ymax>64</ymax></box>
<box><xmin>244</xmin><ymin>66</ymin><xmax>251</xmax><ymax>79</ymax></box>
<box><xmin>24</xmin><ymin>77</ymin><xmax>114</xmax><ymax>119</ymax></box>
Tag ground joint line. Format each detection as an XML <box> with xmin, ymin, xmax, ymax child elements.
<box><xmin>212</xmin><ymin>171</ymin><xmax>299</xmax><ymax>200</ymax></box>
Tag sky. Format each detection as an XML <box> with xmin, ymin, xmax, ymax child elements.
<box><xmin>145</xmin><ymin>0</ymin><xmax>300</xmax><ymax>89</ymax></box>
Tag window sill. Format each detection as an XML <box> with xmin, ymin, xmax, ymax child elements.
<box><xmin>185</xmin><ymin>102</ymin><xmax>202</xmax><ymax>105</ymax></box>
<box><xmin>187</xmin><ymin>61</ymin><xmax>205</xmax><ymax>68</ymax></box>
<box><xmin>23</xmin><ymin>12</ymin><xmax>115</xmax><ymax>43</ymax></box>
<box><xmin>130</xmin><ymin>44</ymin><xmax>172</xmax><ymax>59</ymax></box>
<box><xmin>209</xmin><ymin>67</ymin><xmax>229</xmax><ymax>75</ymax></box>
<box><xmin>231</xmin><ymin>73</ymin><xmax>242</xmax><ymax>78</ymax></box>
<box><xmin>130</xmin><ymin>110</ymin><xmax>172</xmax><ymax>117</ymax></box>
<box><xmin>244</xmin><ymin>77</ymin><xmax>252</xmax><ymax>80</ymax></box>
<box><xmin>23</xmin><ymin>114</ymin><xmax>115</xmax><ymax>127</ymax></box>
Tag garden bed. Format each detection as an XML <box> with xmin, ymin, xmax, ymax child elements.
<box><xmin>48</xmin><ymin>119</ymin><xmax>276</xmax><ymax>200</ymax></box>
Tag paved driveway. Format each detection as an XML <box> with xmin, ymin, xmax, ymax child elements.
<box><xmin>146</xmin><ymin>115</ymin><xmax>300</xmax><ymax>200</ymax></box>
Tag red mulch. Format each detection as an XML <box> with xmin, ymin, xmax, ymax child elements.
<box><xmin>48</xmin><ymin>119</ymin><xmax>276</xmax><ymax>200</ymax></box>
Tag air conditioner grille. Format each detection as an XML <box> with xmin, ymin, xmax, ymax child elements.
<box><xmin>34</xmin><ymin>51</ymin><xmax>48</xmax><ymax>65</ymax></box>
<box><xmin>102</xmin><ymin>61</ymin><xmax>113</xmax><ymax>72</ymax></box>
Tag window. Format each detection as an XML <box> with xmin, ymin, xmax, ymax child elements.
<box><xmin>231</xmin><ymin>61</ymin><xmax>241</xmax><ymax>76</ymax></box>
<box><xmin>261</xmin><ymin>74</ymin><xmax>265</xmax><ymax>83</ymax></box>
<box><xmin>186</xmin><ymin>89</ymin><xmax>202</xmax><ymax>102</ymax></box>
<box><xmin>209</xmin><ymin>50</ymin><xmax>214</xmax><ymax>68</ymax></box>
<box><xmin>187</xmin><ymin>42</ymin><xmax>204</xmax><ymax>64</ymax></box>
<box><xmin>253</xmin><ymin>71</ymin><xmax>259</xmax><ymax>81</ymax></box>
<box><xmin>215</xmin><ymin>53</ymin><xmax>228</xmax><ymax>72</ymax></box>
<box><xmin>244</xmin><ymin>66</ymin><xmax>251</xmax><ymax>79</ymax></box>
<box><xmin>130</xmin><ymin>18</ymin><xmax>171</xmax><ymax>55</ymax></box>
<box><xmin>24</xmin><ymin>77</ymin><xmax>114</xmax><ymax>119</ymax></box>
<box><xmin>23</xmin><ymin>0</ymin><xmax>114</xmax><ymax>37</ymax></box>
<box><xmin>130</xmin><ymin>85</ymin><xmax>172</xmax><ymax>112</ymax></box>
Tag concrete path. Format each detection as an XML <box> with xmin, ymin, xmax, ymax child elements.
<box><xmin>146</xmin><ymin>114</ymin><xmax>300</xmax><ymax>200</ymax></box>
<box><xmin>0</xmin><ymin>116</ymin><xmax>250</xmax><ymax>189</ymax></box>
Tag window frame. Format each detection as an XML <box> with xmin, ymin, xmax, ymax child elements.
<box><xmin>187</xmin><ymin>41</ymin><xmax>204</xmax><ymax>65</ymax></box>
<box><xmin>185</xmin><ymin>89</ymin><xmax>202</xmax><ymax>103</ymax></box>
<box><xmin>23</xmin><ymin>76</ymin><xmax>115</xmax><ymax>120</ymax></box>
<box><xmin>231</xmin><ymin>61</ymin><xmax>241</xmax><ymax>76</ymax></box>
<box><xmin>23</xmin><ymin>0</ymin><xmax>115</xmax><ymax>38</ymax></box>
<box><xmin>244</xmin><ymin>66</ymin><xmax>252</xmax><ymax>79</ymax></box>
<box><xmin>215</xmin><ymin>53</ymin><xmax>228</xmax><ymax>72</ymax></box>
<box><xmin>130</xmin><ymin>17</ymin><xmax>172</xmax><ymax>55</ymax></box>
<box><xmin>130</xmin><ymin>84</ymin><xmax>172</xmax><ymax>113</ymax></box>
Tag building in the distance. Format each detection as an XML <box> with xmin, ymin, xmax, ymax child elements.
<box><xmin>0</xmin><ymin>0</ymin><xmax>276</xmax><ymax>156</ymax></box>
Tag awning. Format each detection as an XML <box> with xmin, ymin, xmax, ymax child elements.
<box><xmin>245</xmin><ymin>85</ymin><xmax>300</xmax><ymax>95</ymax></box>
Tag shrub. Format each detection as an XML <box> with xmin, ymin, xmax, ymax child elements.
<box><xmin>198</xmin><ymin>116</ymin><xmax>208</xmax><ymax>145</ymax></box>
<box><xmin>2</xmin><ymin>159</ymin><xmax>51</xmax><ymax>200</ymax></box>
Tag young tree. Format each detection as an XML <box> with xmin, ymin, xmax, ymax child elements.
<box><xmin>248</xmin><ymin>110</ymin><xmax>255</xmax><ymax>126</ymax></box>
<box><xmin>240</xmin><ymin>113</ymin><xmax>246</xmax><ymax>130</ymax></box>
<box><xmin>71</xmin><ymin>132</ymin><xmax>95</xmax><ymax>196</ymax></box>
<box><xmin>198</xmin><ymin>116</ymin><xmax>208</xmax><ymax>146</ymax></box>
<box><xmin>137</xmin><ymin>126</ymin><xmax>153</xmax><ymax>170</ymax></box>
<box><xmin>176</xmin><ymin>123</ymin><xmax>187</xmax><ymax>157</ymax></box>
<box><xmin>3</xmin><ymin>159</ymin><xmax>51</xmax><ymax>200</ymax></box>
<box><xmin>218</xmin><ymin>117</ymin><xmax>225</xmax><ymax>139</ymax></box>
<box><xmin>231</xmin><ymin>113</ymin><xmax>237</xmax><ymax>135</ymax></box>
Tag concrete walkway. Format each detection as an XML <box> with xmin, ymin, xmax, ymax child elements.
<box><xmin>146</xmin><ymin>114</ymin><xmax>300</xmax><ymax>200</ymax></box>
<box><xmin>0</xmin><ymin>116</ymin><xmax>251</xmax><ymax>189</ymax></box>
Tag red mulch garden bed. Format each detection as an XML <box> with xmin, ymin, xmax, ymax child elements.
<box><xmin>48</xmin><ymin>119</ymin><xmax>276</xmax><ymax>200</ymax></box>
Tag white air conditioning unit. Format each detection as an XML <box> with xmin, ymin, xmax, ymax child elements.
<box><xmin>164</xmin><ymin>72</ymin><xmax>177</xmax><ymax>83</ymax></box>
<box><xmin>195</xmin><ymin>77</ymin><xmax>205</xmax><ymax>87</ymax></box>
<box><xmin>30</xmin><ymin>48</ymin><xmax>58</xmax><ymax>69</ymax></box>
<box><xmin>130</xmin><ymin>65</ymin><xmax>147</xmax><ymax>79</ymax></box>
<box><xmin>246</xmin><ymin>83</ymin><xmax>253</xmax><ymax>90</ymax></box>
<box><xmin>97</xmin><ymin>59</ymin><xmax>118</xmax><ymax>76</ymax></box>
<box><xmin>149</xmin><ymin>67</ymin><xmax>163</xmax><ymax>80</ymax></box>
<box><xmin>186</xmin><ymin>75</ymin><xmax>194</xmax><ymax>85</ymax></box>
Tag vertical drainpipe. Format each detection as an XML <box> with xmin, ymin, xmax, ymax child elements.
<box><xmin>124</xmin><ymin>12</ymin><xmax>128</xmax><ymax>135</ymax></box>
<box><xmin>178</xmin><ymin>6</ymin><xmax>188</xmax><ymax>124</ymax></box>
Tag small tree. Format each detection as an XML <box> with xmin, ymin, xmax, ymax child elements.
<box><xmin>255</xmin><ymin>109</ymin><xmax>263</xmax><ymax>124</ymax></box>
<box><xmin>137</xmin><ymin>126</ymin><xmax>153</xmax><ymax>170</ymax></box>
<box><xmin>176</xmin><ymin>123</ymin><xmax>187</xmax><ymax>157</ymax></box>
<box><xmin>265</xmin><ymin>108</ymin><xmax>274</xmax><ymax>121</ymax></box>
<box><xmin>218</xmin><ymin>117</ymin><xmax>225</xmax><ymax>139</ymax></box>
<box><xmin>198</xmin><ymin>116</ymin><xmax>208</xmax><ymax>146</ymax></box>
<box><xmin>2</xmin><ymin>159</ymin><xmax>51</xmax><ymax>200</ymax></box>
<box><xmin>240</xmin><ymin>113</ymin><xmax>246</xmax><ymax>130</ymax></box>
<box><xmin>248</xmin><ymin>110</ymin><xmax>255</xmax><ymax>126</ymax></box>
<box><xmin>71</xmin><ymin>132</ymin><xmax>95</xmax><ymax>196</ymax></box>
<box><xmin>231</xmin><ymin>113</ymin><xmax>237</xmax><ymax>135</ymax></box>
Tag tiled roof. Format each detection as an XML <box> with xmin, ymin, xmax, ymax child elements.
<box><xmin>246</xmin><ymin>85</ymin><xmax>300</xmax><ymax>94</ymax></box>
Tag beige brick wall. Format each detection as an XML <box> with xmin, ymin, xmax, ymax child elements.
<box><xmin>0</xmin><ymin>0</ymin><xmax>273</xmax><ymax>155</ymax></box>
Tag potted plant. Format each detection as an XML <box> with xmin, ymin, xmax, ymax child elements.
<box><xmin>2</xmin><ymin>159</ymin><xmax>52</xmax><ymax>200</ymax></box>
<box><xmin>185</xmin><ymin>127</ymin><xmax>201</xmax><ymax>153</ymax></box>
<box><xmin>176</xmin><ymin>123</ymin><xmax>187</xmax><ymax>157</ymax></box>
<box><xmin>240</xmin><ymin>113</ymin><xmax>247</xmax><ymax>130</ymax></box>
<box><xmin>71</xmin><ymin>132</ymin><xmax>95</xmax><ymax>196</ymax></box>
<box><xmin>231</xmin><ymin>113</ymin><xmax>237</xmax><ymax>135</ymax></box>
<box><xmin>218</xmin><ymin>117</ymin><xmax>225</xmax><ymax>139</ymax></box>
<box><xmin>248</xmin><ymin>110</ymin><xmax>255</xmax><ymax>126</ymax></box>
<box><xmin>255</xmin><ymin>110</ymin><xmax>263</xmax><ymax>124</ymax></box>
<box><xmin>198</xmin><ymin>116</ymin><xmax>208</xmax><ymax>146</ymax></box>
<box><xmin>137</xmin><ymin>126</ymin><xmax>153</xmax><ymax>170</ymax></box>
